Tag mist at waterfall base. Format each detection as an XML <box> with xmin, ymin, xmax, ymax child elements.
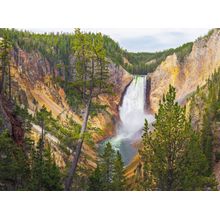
<box><xmin>100</xmin><ymin>76</ymin><xmax>155</xmax><ymax>165</ymax></box>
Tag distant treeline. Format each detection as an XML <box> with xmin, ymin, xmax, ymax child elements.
<box><xmin>0</xmin><ymin>29</ymin><xmax>195</xmax><ymax>76</ymax></box>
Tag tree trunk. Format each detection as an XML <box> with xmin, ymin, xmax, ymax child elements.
<box><xmin>0</xmin><ymin>94</ymin><xmax>12</xmax><ymax>133</ymax></box>
<box><xmin>39</xmin><ymin>120</ymin><xmax>45</xmax><ymax>159</ymax></box>
<box><xmin>82</xmin><ymin>59</ymin><xmax>87</xmax><ymax>102</ymax></box>
<box><xmin>65</xmin><ymin>95</ymin><xmax>92</xmax><ymax>190</ymax></box>
<box><xmin>8</xmin><ymin>63</ymin><xmax>11</xmax><ymax>100</ymax></box>
<box><xmin>0</xmin><ymin>58</ymin><xmax>6</xmax><ymax>95</ymax></box>
<box><xmin>99</xmin><ymin>59</ymin><xmax>103</xmax><ymax>92</ymax></box>
<box><xmin>167</xmin><ymin>150</ymin><xmax>174</xmax><ymax>191</ymax></box>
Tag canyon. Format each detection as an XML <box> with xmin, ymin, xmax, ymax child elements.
<box><xmin>4</xmin><ymin>29</ymin><xmax>220</xmax><ymax>181</ymax></box>
<box><xmin>8</xmin><ymin>45</ymin><xmax>133</xmax><ymax>168</ymax></box>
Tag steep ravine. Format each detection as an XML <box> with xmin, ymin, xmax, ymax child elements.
<box><xmin>9</xmin><ymin>46</ymin><xmax>133</xmax><ymax>168</ymax></box>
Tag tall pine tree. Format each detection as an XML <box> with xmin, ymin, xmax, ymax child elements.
<box><xmin>139</xmin><ymin>85</ymin><xmax>216</xmax><ymax>191</ymax></box>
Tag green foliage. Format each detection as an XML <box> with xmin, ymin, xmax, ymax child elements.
<box><xmin>0</xmin><ymin>28</ymin><xmax>72</xmax><ymax>71</ymax></box>
<box><xmin>29</xmin><ymin>144</ymin><xmax>63</xmax><ymax>191</ymax></box>
<box><xmin>139</xmin><ymin>85</ymin><xmax>216</xmax><ymax>191</ymax></box>
<box><xmin>34</xmin><ymin>106</ymin><xmax>83</xmax><ymax>153</ymax></box>
<box><xmin>2</xmin><ymin>28</ymin><xmax>193</xmax><ymax>77</ymax></box>
<box><xmin>124</xmin><ymin>42</ymin><xmax>193</xmax><ymax>75</ymax></box>
<box><xmin>103</xmin><ymin>35</ymin><xmax>124</xmax><ymax>66</ymax></box>
<box><xmin>0</xmin><ymin>33</ymin><xmax>12</xmax><ymax>96</ymax></box>
<box><xmin>88</xmin><ymin>142</ymin><xmax>126</xmax><ymax>191</ymax></box>
<box><xmin>0</xmin><ymin>130</ymin><xmax>30</xmax><ymax>190</ymax></box>
<box><xmin>35</xmin><ymin>105</ymin><xmax>52</xmax><ymax>126</ymax></box>
<box><xmin>201</xmin><ymin>114</ymin><xmax>213</xmax><ymax>174</ymax></box>
<box><xmin>215</xmin><ymin>152</ymin><xmax>220</xmax><ymax>162</ymax></box>
<box><xmin>196</xmin><ymin>29</ymin><xmax>219</xmax><ymax>41</ymax></box>
<box><xmin>14</xmin><ymin>105</ymin><xmax>33</xmax><ymax>132</ymax></box>
<box><xmin>175</xmin><ymin>42</ymin><xmax>193</xmax><ymax>62</ymax></box>
<box><xmin>99</xmin><ymin>142</ymin><xmax>115</xmax><ymax>190</ymax></box>
<box><xmin>88</xmin><ymin>165</ymin><xmax>103</xmax><ymax>190</ymax></box>
<box><xmin>0</xmin><ymin>104</ymin><xmax>63</xmax><ymax>191</ymax></box>
<box><xmin>112</xmin><ymin>151</ymin><xmax>126</xmax><ymax>190</ymax></box>
<box><xmin>190</xmin><ymin>68</ymin><xmax>220</xmax><ymax>174</ymax></box>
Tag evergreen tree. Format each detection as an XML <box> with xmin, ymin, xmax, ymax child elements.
<box><xmin>100</xmin><ymin>142</ymin><xmax>115</xmax><ymax>190</ymax></box>
<box><xmin>88</xmin><ymin>142</ymin><xmax>126</xmax><ymax>191</ymax></box>
<box><xmin>35</xmin><ymin>105</ymin><xmax>52</xmax><ymax>156</ymax></box>
<box><xmin>139</xmin><ymin>85</ymin><xmax>216</xmax><ymax>190</ymax></box>
<box><xmin>0</xmin><ymin>130</ymin><xmax>30</xmax><ymax>190</ymax></box>
<box><xmin>41</xmin><ymin>146</ymin><xmax>63</xmax><ymax>190</ymax></box>
<box><xmin>0</xmin><ymin>34</ymin><xmax>12</xmax><ymax>97</ymax></box>
<box><xmin>65</xmin><ymin>29</ymin><xmax>111</xmax><ymax>190</ymax></box>
<box><xmin>112</xmin><ymin>151</ymin><xmax>125</xmax><ymax>191</ymax></box>
<box><xmin>88</xmin><ymin>164</ymin><xmax>103</xmax><ymax>191</ymax></box>
<box><xmin>29</xmin><ymin>143</ymin><xmax>62</xmax><ymax>191</ymax></box>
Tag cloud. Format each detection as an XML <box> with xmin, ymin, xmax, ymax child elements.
<box><xmin>83</xmin><ymin>28</ymin><xmax>209</xmax><ymax>52</ymax></box>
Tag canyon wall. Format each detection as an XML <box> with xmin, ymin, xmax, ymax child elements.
<box><xmin>127</xmin><ymin>29</ymin><xmax>220</xmax><ymax>178</ymax></box>
<box><xmin>149</xmin><ymin>29</ymin><xmax>220</xmax><ymax>113</ymax></box>
<box><xmin>9</xmin><ymin>46</ymin><xmax>132</xmax><ymax>167</ymax></box>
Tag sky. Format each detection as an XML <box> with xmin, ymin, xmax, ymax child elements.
<box><xmin>27</xmin><ymin>28</ymin><xmax>210</xmax><ymax>52</ymax></box>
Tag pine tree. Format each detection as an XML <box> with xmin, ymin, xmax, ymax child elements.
<box><xmin>29</xmin><ymin>143</ymin><xmax>62</xmax><ymax>191</ymax></box>
<box><xmin>112</xmin><ymin>151</ymin><xmax>125</xmax><ymax>191</ymax></box>
<box><xmin>41</xmin><ymin>146</ymin><xmax>63</xmax><ymax>190</ymax></box>
<box><xmin>65</xmin><ymin>29</ymin><xmax>111</xmax><ymax>190</ymax></box>
<box><xmin>100</xmin><ymin>142</ymin><xmax>115</xmax><ymax>190</ymax></box>
<box><xmin>139</xmin><ymin>85</ymin><xmax>216</xmax><ymax>190</ymax></box>
<box><xmin>35</xmin><ymin>105</ymin><xmax>52</xmax><ymax>157</ymax></box>
<box><xmin>88</xmin><ymin>142</ymin><xmax>126</xmax><ymax>191</ymax></box>
<box><xmin>0</xmin><ymin>130</ymin><xmax>30</xmax><ymax>190</ymax></box>
<box><xmin>0</xmin><ymin>34</ymin><xmax>12</xmax><ymax>97</ymax></box>
<box><xmin>88</xmin><ymin>164</ymin><xmax>103</xmax><ymax>191</ymax></box>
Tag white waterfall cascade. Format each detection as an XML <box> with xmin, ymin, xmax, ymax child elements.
<box><xmin>101</xmin><ymin>76</ymin><xmax>154</xmax><ymax>165</ymax></box>
<box><xmin>101</xmin><ymin>75</ymin><xmax>154</xmax><ymax>165</ymax></box>
<box><xmin>118</xmin><ymin>76</ymin><xmax>154</xmax><ymax>139</ymax></box>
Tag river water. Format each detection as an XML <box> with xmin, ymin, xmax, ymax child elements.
<box><xmin>100</xmin><ymin>75</ymin><xmax>154</xmax><ymax>165</ymax></box>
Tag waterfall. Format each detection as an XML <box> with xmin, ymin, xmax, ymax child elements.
<box><xmin>118</xmin><ymin>76</ymin><xmax>152</xmax><ymax>138</ymax></box>
<box><xmin>100</xmin><ymin>75</ymin><xmax>154</xmax><ymax>165</ymax></box>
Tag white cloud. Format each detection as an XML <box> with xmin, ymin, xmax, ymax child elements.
<box><xmin>83</xmin><ymin>28</ymin><xmax>209</xmax><ymax>40</ymax></box>
<box><xmin>83</xmin><ymin>28</ymin><xmax>210</xmax><ymax>52</ymax></box>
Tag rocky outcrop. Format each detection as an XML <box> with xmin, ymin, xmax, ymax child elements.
<box><xmin>11</xmin><ymin>48</ymin><xmax>80</xmax><ymax>123</ymax></box>
<box><xmin>145</xmin><ymin>77</ymin><xmax>151</xmax><ymax>112</ymax></box>
<box><xmin>149</xmin><ymin>29</ymin><xmax>220</xmax><ymax>113</ymax></box>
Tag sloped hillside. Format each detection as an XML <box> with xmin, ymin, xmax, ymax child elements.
<box><xmin>0</xmin><ymin>29</ymin><xmax>132</xmax><ymax>170</ymax></box>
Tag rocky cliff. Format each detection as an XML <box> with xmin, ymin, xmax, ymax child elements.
<box><xmin>149</xmin><ymin>29</ymin><xmax>220</xmax><ymax>113</ymax></box>
<box><xmin>9</xmin><ymin>46</ymin><xmax>132</xmax><ymax>167</ymax></box>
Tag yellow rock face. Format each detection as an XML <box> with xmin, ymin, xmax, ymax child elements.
<box><xmin>10</xmin><ymin>47</ymin><xmax>132</xmax><ymax>168</ymax></box>
<box><xmin>149</xmin><ymin>29</ymin><xmax>220</xmax><ymax>113</ymax></box>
